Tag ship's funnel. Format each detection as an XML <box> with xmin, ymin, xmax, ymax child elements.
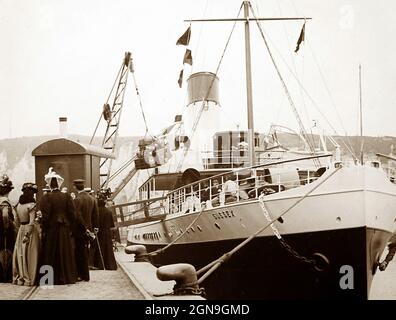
<box><xmin>59</xmin><ymin>117</ymin><xmax>67</xmax><ymax>138</ymax></box>
<box><xmin>187</xmin><ymin>72</ymin><xmax>219</xmax><ymax>106</ymax></box>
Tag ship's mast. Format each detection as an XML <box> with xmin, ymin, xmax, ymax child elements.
<box><xmin>243</xmin><ymin>1</ymin><xmax>255</xmax><ymax>166</ymax></box>
<box><xmin>185</xmin><ymin>1</ymin><xmax>310</xmax><ymax>167</ymax></box>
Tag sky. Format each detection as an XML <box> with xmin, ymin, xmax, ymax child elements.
<box><xmin>0</xmin><ymin>0</ymin><xmax>395</xmax><ymax>140</ymax></box>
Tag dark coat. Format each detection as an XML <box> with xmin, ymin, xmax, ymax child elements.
<box><xmin>40</xmin><ymin>190</ymin><xmax>78</xmax><ymax>285</ymax></box>
<box><xmin>0</xmin><ymin>197</ymin><xmax>16</xmax><ymax>282</ymax></box>
<box><xmin>74</xmin><ymin>191</ymin><xmax>98</xmax><ymax>232</ymax></box>
<box><xmin>94</xmin><ymin>206</ymin><xmax>117</xmax><ymax>270</ymax></box>
<box><xmin>385</xmin><ymin>233</ymin><xmax>396</xmax><ymax>262</ymax></box>
<box><xmin>73</xmin><ymin>191</ymin><xmax>99</xmax><ymax>281</ymax></box>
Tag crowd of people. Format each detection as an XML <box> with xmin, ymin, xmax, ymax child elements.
<box><xmin>0</xmin><ymin>168</ymin><xmax>117</xmax><ymax>286</ymax></box>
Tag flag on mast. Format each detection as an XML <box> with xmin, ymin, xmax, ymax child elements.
<box><xmin>176</xmin><ymin>26</ymin><xmax>191</xmax><ymax>46</ymax></box>
<box><xmin>183</xmin><ymin>49</ymin><xmax>193</xmax><ymax>65</ymax></box>
<box><xmin>294</xmin><ymin>22</ymin><xmax>306</xmax><ymax>53</ymax></box>
<box><xmin>177</xmin><ymin>69</ymin><xmax>184</xmax><ymax>88</ymax></box>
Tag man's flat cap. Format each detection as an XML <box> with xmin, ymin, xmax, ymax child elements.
<box><xmin>73</xmin><ymin>179</ymin><xmax>85</xmax><ymax>185</ymax></box>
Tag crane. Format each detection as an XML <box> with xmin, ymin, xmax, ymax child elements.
<box><xmin>90</xmin><ymin>52</ymin><xmax>132</xmax><ymax>190</ymax></box>
<box><xmin>90</xmin><ymin>52</ymin><xmax>177</xmax><ymax>201</ymax></box>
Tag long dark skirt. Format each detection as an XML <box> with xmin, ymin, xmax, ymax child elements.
<box><xmin>41</xmin><ymin>222</ymin><xmax>77</xmax><ymax>285</ymax></box>
<box><xmin>0</xmin><ymin>225</ymin><xmax>16</xmax><ymax>283</ymax></box>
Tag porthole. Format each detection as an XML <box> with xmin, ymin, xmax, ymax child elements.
<box><xmin>277</xmin><ymin>217</ymin><xmax>284</xmax><ymax>224</ymax></box>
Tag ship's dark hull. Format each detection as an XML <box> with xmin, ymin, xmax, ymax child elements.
<box><xmin>128</xmin><ymin>227</ymin><xmax>390</xmax><ymax>299</ymax></box>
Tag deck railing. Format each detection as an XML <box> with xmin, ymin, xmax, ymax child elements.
<box><xmin>167</xmin><ymin>154</ymin><xmax>331</xmax><ymax>214</ymax></box>
<box><xmin>110</xmin><ymin>154</ymin><xmax>332</xmax><ymax>225</ymax></box>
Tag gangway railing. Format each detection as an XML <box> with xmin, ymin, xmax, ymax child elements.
<box><xmin>110</xmin><ymin>196</ymin><xmax>168</xmax><ymax>228</ymax></box>
<box><xmin>109</xmin><ymin>156</ymin><xmax>138</xmax><ymax>200</ymax></box>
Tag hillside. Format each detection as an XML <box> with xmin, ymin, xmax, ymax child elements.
<box><xmin>0</xmin><ymin>135</ymin><xmax>142</xmax><ymax>203</ymax></box>
<box><xmin>276</xmin><ymin>133</ymin><xmax>396</xmax><ymax>157</ymax></box>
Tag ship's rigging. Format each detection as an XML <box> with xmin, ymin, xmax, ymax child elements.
<box><xmin>91</xmin><ymin>0</ymin><xmax>361</xmax><ymax>202</ymax></box>
<box><xmin>183</xmin><ymin>1</ymin><xmax>318</xmax><ymax>167</ymax></box>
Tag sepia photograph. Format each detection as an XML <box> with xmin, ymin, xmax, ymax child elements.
<box><xmin>0</xmin><ymin>0</ymin><xmax>395</xmax><ymax>311</ymax></box>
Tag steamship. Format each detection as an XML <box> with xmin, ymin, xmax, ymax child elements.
<box><xmin>120</xmin><ymin>1</ymin><xmax>396</xmax><ymax>299</ymax></box>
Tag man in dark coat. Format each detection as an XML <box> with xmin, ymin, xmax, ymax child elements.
<box><xmin>73</xmin><ymin>179</ymin><xmax>99</xmax><ymax>281</ymax></box>
<box><xmin>379</xmin><ymin>233</ymin><xmax>396</xmax><ymax>271</ymax></box>
<box><xmin>40</xmin><ymin>169</ymin><xmax>78</xmax><ymax>285</ymax></box>
<box><xmin>94</xmin><ymin>193</ymin><xmax>117</xmax><ymax>270</ymax></box>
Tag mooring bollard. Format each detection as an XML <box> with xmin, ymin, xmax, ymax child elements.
<box><xmin>125</xmin><ymin>244</ymin><xmax>149</xmax><ymax>262</ymax></box>
<box><xmin>157</xmin><ymin>263</ymin><xmax>204</xmax><ymax>296</ymax></box>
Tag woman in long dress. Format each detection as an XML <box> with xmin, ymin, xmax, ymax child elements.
<box><xmin>40</xmin><ymin>168</ymin><xmax>78</xmax><ymax>285</ymax></box>
<box><xmin>0</xmin><ymin>174</ymin><xmax>16</xmax><ymax>283</ymax></box>
<box><xmin>13</xmin><ymin>182</ymin><xmax>40</xmax><ymax>286</ymax></box>
<box><xmin>94</xmin><ymin>193</ymin><xmax>117</xmax><ymax>270</ymax></box>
